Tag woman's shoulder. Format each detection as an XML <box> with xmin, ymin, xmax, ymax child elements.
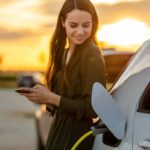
<box><xmin>82</xmin><ymin>42</ymin><xmax>102</xmax><ymax>58</ymax></box>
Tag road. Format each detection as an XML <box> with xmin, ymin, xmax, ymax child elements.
<box><xmin>0</xmin><ymin>89</ymin><xmax>39</xmax><ymax>150</ymax></box>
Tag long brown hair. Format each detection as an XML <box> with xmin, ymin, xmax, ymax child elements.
<box><xmin>46</xmin><ymin>0</ymin><xmax>99</xmax><ymax>89</ymax></box>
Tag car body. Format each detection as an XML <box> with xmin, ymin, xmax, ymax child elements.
<box><xmin>35</xmin><ymin>105</ymin><xmax>53</xmax><ymax>150</ymax></box>
<box><xmin>92</xmin><ymin>39</ymin><xmax>150</xmax><ymax>150</ymax></box>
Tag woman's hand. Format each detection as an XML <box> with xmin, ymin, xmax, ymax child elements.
<box><xmin>18</xmin><ymin>84</ymin><xmax>61</xmax><ymax>106</ymax></box>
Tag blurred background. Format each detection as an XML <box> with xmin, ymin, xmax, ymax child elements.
<box><xmin>0</xmin><ymin>0</ymin><xmax>149</xmax><ymax>149</ymax></box>
<box><xmin>0</xmin><ymin>0</ymin><xmax>149</xmax><ymax>73</ymax></box>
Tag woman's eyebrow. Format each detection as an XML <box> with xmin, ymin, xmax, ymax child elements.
<box><xmin>69</xmin><ymin>22</ymin><xmax>77</xmax><ymax>24</ymax></box>
<box><xmin>83</xmin><ymin>22</ymin><xmax>92</xmax><ymax>24</ymax></box>
<box><xmin>69</xmin><ymin>21</ymin><xmax>92</xmax><ymax>24</ymax></box>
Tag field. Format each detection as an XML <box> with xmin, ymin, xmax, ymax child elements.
<box><xmin>0</xmin><ymin>73</ymin><xmax>17</xmax><ymax>88</ymax></box>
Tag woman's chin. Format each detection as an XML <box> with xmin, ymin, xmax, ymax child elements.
<box><xmin>74</xmin><ymin>40</ymin><xmax>86</xmax><ymax>45</ymax></box>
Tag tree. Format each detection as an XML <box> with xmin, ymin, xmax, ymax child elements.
<box><xmin>38</xmin><ymin>51</ymin><xmax>47</xmax><ymax>71</ymax></box>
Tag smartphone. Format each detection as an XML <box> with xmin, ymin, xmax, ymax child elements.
<box><xmin>15</xmin><ymin>88</ymin><xmax>32</xmax><ymax>93</ymax></box>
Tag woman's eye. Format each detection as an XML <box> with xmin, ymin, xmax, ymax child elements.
<box><xmin>83</xmin><ymin>25</ymin><xmax>90</xmax><ymax>28</ymax></box>
<box><xmin>70</xmin><ymin>24</ymin><xmax>77</xmax><ymax>28</ymax></box>
<box><xmin>83</xmin><ymin>23</ymin><xmax>91</xmax><ymax>28</ymax></box>
<box><xmin>69</xmin><ymin>23</ymin><xmax>91</xmax><ymax>28</ymax></box>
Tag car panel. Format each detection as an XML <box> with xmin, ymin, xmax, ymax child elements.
<box><xmin>92</xmin><ymin>83</ymin><xmax>125</xmax><ymax>140</ymax></box>
<box><xmin>92</xmin><ymin>39</ymin><xmax>150</xmax><ymax>149</ymax></box>
<box><xmin>111</xmin><ymin>40</ymin><xmax>150</xmax><ymax>92</ymax></box>
<box><xmin>133</xmin><ymin>82</ymin><xmax>150</xmax><ymax>150</ymax></box>
<box><xmin>35</xmin><ymin>105</ymin><xmax>52</xmax><ymax>147</ymax></box>
<box><xmin>133</xmin><ymin>112</ymin><xmax>150</xmax><ymax>150</ymax></box>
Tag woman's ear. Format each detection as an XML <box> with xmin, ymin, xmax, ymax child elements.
<box><xmin>61</xmin><ymin>17</ymin><xmax>65</xmax><ymax>28</ymax></box>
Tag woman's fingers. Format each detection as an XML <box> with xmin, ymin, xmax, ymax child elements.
<box><xmin>22</xmin><ymin>92</ymin><xmax>41</xmax><ymax>103</ymax></box>
<box><xmin>33</xmin><ymin>84</ymin><xmax>44</xmax><ymax>89</ymax></box>
<box><xmin>17</xmin><ymin>87</ymin><xmax>35</xmax><ymax>93</ymax></box>
<box><xmin>20</xmin><ymin>85</ymin><xmax>50</xmax><ymax>104</ymax></box>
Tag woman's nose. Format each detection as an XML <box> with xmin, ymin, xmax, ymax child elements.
<box><xmin>77</xmin><ymin>27</ymin><xmax>84</xmax><ymax>34</ymax></box>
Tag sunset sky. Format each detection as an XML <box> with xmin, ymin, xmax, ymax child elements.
<box><xmin>0</xmin><ymin>0</ymin><xmax>149</xmax><ymax>71</ymax></box>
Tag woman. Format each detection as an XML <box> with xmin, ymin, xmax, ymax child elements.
<box><xmin>19</xmin><ymin>0</ymin><xmax>106</xmax><ymax>149</ymax></box>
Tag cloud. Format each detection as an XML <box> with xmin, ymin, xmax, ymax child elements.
<box><xmin>0</xmin><ymin>0</ymin><xmax>150</xmax><ymax>49</ymax></box>
<box><xmin>0</xmin><ymin>0</ymin><xmax>63</xmax><ymax>43</ymax></box>
<box><xmin>95</xmin><ymin>0</ymin><xmax>150</xmax><ymax>25</ymax></box>
<box><xmin>92</xmin><ymin>0</ymin><xmax>142</xmax><ymax>4</ymax></box>
<box><xmin>0</xmin><ymin>0</ymin><xmax>18</xmax><ymax>7</ymax></box>
<box><xmin>31</xmin><ymin>0</ymin><xmax>64</xmax><ymax>15</ymax></box>
<box><xmin>0</xmin><ymin>0</ymin><xmax>58</xmax><ymax>30</ymax></box>
<box><xmin>0</xmin><ymin>27</ymin><xmax>42</xmax><ymax>40</ymax></box>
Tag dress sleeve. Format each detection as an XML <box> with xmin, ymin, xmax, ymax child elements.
<box><xmin>59</xmin><ymin>46</ymin><xmax>106</xmax><ymax>120</ymax></box>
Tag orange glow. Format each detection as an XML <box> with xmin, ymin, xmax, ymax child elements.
<box><xmin>0</xmin><ymin>49</ymin><xmax>48</xmax><ymax>72</ymax></box>
<box><xmin>92</xmin><ymin>0</ymin><xmax>141</xmax><ymax>4</ymax></box>
<box><xmin>0</xmin><ymin>35</ymin><xmax>50</xmax><ymax>72</ymax></box>
<box><xmin>92</xmin><ymin>0</ymin><xmax>119</xmax><ymax>4</ymax></box>
<box><xmin>97</xmin><ymin>18</ymin><xmax>150</xmax><ymax>50</ymax></box>
<box><xmin>0</xmin><ymin>0</ymin><xmax>150</xmax><ymax>71</ymax></box>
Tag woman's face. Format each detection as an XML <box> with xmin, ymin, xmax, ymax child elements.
<box><xmin>63</xmin><ymin>9</ymin><xmax>92</xmax><ymax>47</ymax></box>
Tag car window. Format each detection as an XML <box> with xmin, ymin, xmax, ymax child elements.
<box><xmin>138</xmin><ymin>82</ymin><xmax>150</xmax><ymax>113</ymax></box>
<box><xmin>108</xmin><ymin>53</ymin><xmax>134</xmax><ymax>92</ymax></box>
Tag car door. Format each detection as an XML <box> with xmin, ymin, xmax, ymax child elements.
<box><xmin>133</xmin><ymin>82</ymin><xmax>150</xmax><ymax>150</ymax></box>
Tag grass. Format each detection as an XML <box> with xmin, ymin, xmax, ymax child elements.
<box><xmin>0</xmin><ymin>73</ymin><xmax>17</xmax><ymax>88</ymax></box>
<box><xmin>0</xmin><ymin>80</ymin><xmax>17</xmax><ymax>88</ymax></box>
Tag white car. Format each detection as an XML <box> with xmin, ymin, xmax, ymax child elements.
<box><xmin>92</xmin><ymin>39</ymin><xmax>150</xmax><ymax>150</ymax></box>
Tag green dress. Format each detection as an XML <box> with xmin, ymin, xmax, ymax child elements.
<box><xmin>45</xmin><ymin>43</ymin><xmax>106</xmax><ymax>150</ymax></box>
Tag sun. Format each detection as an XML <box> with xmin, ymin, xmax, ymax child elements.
<box><xmin>97</xmin><ymin>18</ymin><xmax>149</xmax><ymax>50</ymax></box>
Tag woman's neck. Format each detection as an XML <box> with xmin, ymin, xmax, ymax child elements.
<box><xmin>65</xmin><ymin>44</ymin><xmax>75</xmax><ymax>65</ymax></box>
<box><xmin>69</xmin><ymin>43</ymin><xmax>76</xmax><ymax>54</ymax></box>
